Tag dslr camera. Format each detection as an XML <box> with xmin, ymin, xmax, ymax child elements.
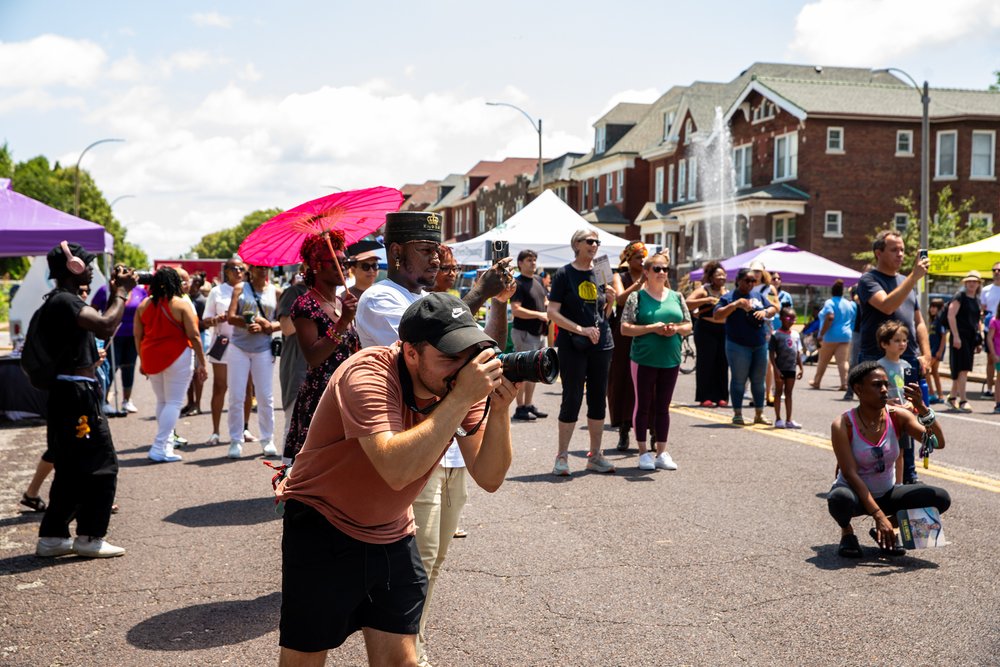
<box><xmin>491</xmin><ymin>346</ymin><xmax>559</xmax><ymax>384</ymax></box>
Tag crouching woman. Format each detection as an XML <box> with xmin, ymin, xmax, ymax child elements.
<box><xmin>828</xmin><ymin>360</ymin><xmax>951</xmax><ymax>558</ymax></box>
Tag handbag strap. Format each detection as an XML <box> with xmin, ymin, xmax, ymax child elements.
<box><xmin>566</xmin><ymin>268</ymin><xmax>602</xmax><ymax>327</ymax></box>
<box><xmin>247</xmin><ymin>282</ymin><xmax>271</xmax><ymax>320</ymax></box>
<box><xmin>159</xmin><ymin>301</ymin><xmax>186</xmax><ymax>334</ymax></box>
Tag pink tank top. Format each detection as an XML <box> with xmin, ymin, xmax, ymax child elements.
<box><xmin>834</xmin><ymin>408</ymin><xmax>900</xmax><ymax>497</ymax></box>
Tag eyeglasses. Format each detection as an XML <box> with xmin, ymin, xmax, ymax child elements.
<box><xmin>742</xmin><ymin>278</ymin><xmax>758</xmax><ymax>284</ymax></box>
<box><xmin>355</xmin><ymin>261</ymin><xmax>379</xmax><ymax>272</ymax></box>
<box><xmin>648</xmin><ymin>265</ymin><xmax>669</xmax><ymax>273</ymax></box>
<box><xmin>440</xmin><ymin>265</ymin><xmax>459</xmax><ymax>273</ymax></box>
<box><xmin>993</xmin><ymin>268</ymin><xmax>1000</xmax><ymax>273</ymax></box>
<box><xmin>871</xmin><ymin>446</ymin><xmax>885</xmax><ymax>473</ymax></box>
<box><xmin>226</xmin><ymin>266</ymin><xmax>244</xmax><ymax>273</ymax></box>
<box><xmin>583</xmin><ymin>239</ymin><xmax>601</xmax><ymax>246</ymax></box>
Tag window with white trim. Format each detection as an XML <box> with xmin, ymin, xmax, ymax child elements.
<box><xmin>936</xmin><ymin>130</ymin><xmax>957</xmax><ymax>178</ymax></box>
<box><xmin>515</xmin><ymin>197</ymin><xmax>524</xmax><ymax>212</ymax></box>
<box><xmin>971</xmin><ymin>130</ymin><xmax>995</xmax><ymax>178</ymax></box>
<box><xmin>654</xmin><ymin>167</ymin><xmax>664</xmax><ymax>203</ymax></box>
<box><xmin>893</xmin><ymin>213</ymin><xmax>909</xmax><ymax>233</ymax></box>
<box><xmin>826</xmin><ymin>127</ymin><xmax>844</xmax><ymax>153</ymax></box>
<box><xmin>593</xmin><ymin>177</ymin><xmax>600</xmax><ymax>208</ymax></box>
<box><xmin>667</xmin><ymin>164</ymin><xmax>675</xmax><ymax>204</ymax></box>
<box><xmin>824</xmin><ymin>211</ymin><xmax>842</xmax><ymax>238</ymax></box>
<box><xmin>773</xmin><ymin>131</ymin><xmax>798</xmax><ymax>181</ymax></box>
<box><xmin>477</xmin><ymin>209</ymin><xmax>486</xmax><ymax>234</ymax></box>
<box><xmin>663</xmin><ymin>111</ymin><xmax>676</xmax><ymax>140</ymax></box>
<box><xmin>970</xmin><ymin>212</ymin><xmax>993</xmax><ymax>226</ymax></box>
<box><xmin>773</xmin><ymin>214</ymin><xmax>797</xmax><ymax>243</ymax></box>
<box><xmin>595</xmin><ymin>126</ymin><xmax>606</xmax><ymax>153</ymax></box>
<box><xmin>677</xmin><ymin>160</ymin><xmax>687</xmax><ymax>201</ymax></box>
<box><xmin>606</xmin><ymin>172</ymin><xmax>613</xmax><ymax>201</ymax></box>
<box><xmin>684</xmin><ymin>119</ymin><xmax>693</xmax><ymax>145</ymax></box>
<box><xmin>616</xmin><ymin>169</ymin><xmax>624</xmax><ymax>201</ymax></box>
<box><xmin>896</xmin><ymin>130</ymin><xmax>913</xmax><ymax>156</ymax></box>
<box><xmin>733</xmin><ymin>144</ymin><xmax>752</xmax><ymax>188</ymax></box>
<box><xmin>495</xmin><ymin>204</ymin><xmax>504</xmax><ymax>226</ymax></box>
<box><xmin>752</xmin><ymin>101</ymin><xmax>776</xmax><ymax>123</ymax></box>
<box><xmin>688</xmin><ymin>156</ymin><xmax>698</xmax><ymax>201</ymax></box>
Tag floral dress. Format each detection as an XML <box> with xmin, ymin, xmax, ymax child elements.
<box><xmin>282</xmin><ymin>291</ymin><xmax>360</xmax><ymax>461</ymax></box>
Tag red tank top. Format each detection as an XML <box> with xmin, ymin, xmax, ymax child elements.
<box><xmin>139</xmin><ymin>299</ymin><xmax>192</xmax><ymax>374</ymax></box>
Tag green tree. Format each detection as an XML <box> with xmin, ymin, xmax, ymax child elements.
<box><xmin>991</xmin><ymin>70</ymin><xmax>1000</xmax><ymax>92</ymax></box>
<box><xmin>853</xmin><ymin>185</ymin><xmax>992</xmax><ymax>273</ymax></box>
<box><xmin>190</xmin><ymin>208</ymin><xmax>283</xmax><ymax>259</ymax></box>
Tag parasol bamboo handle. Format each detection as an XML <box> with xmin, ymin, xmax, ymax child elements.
<box><xmin>321</xmin><ymin>233</ymin><xmax>347</xmax><ymax>287</ymax></box>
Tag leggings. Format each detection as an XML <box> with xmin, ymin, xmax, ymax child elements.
<box><xmin>557</xmin><ymin>344</ymin><xmax>613</xmax><ymax>423</ymax></box>
<box><xmin>630</xmin><ymin>362</ymin><xmax>680</xmax><ymax>443</ymax></box>
<box><xmin>112</xmin><ymin>336</ymin><xmax>138</xmax><ymax>391</ymax></box>
<box><xmin>827</xmin><ymin>483</ymin><xmax>951</xmax><ymax>528</ymax></box>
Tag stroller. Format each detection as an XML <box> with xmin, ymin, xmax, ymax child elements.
<box><xmin>800</xmin><ymin>318</ymin><xmax>821</xmax><ymax>364</ymax></box>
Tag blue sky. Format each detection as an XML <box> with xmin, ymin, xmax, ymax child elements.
<box><xmin>1</xmin><ymin>0</ymin><xmax>998</xmax><ymax>258</ymax></box>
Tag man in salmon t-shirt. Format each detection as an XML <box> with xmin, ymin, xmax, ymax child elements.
<box><xmin>276</xmin><ymin>292</ymin><xmax>516</xmax><ymax>666</ymax></box>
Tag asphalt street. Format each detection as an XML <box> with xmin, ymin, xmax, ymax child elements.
<box><xmin>1</xmin><ymin>362</ymin><xmax>999</xmax><ymax>666</ymax></box>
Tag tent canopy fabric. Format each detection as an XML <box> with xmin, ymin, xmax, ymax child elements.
<box><xmin>0</xmin><ymin>178</ymin><xmax>115</xmax><ymax>257</ymax></box>
<box><xmin>689</xmin><ymin>242</ymin><xmax>862</xmax><ymax>287</ymax></box>
<box><xmin>928</xmin><ymin>233</ymin><xmax>1000</xmax><ymax>277</ymax></box>
<box><xmin>449</xmin><ymin>190</ymin><xmax>630</xmax><ymax>268</ymax></box>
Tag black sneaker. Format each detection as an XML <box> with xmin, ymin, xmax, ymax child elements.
<box><xmin>513</xmin><ymin>406</ymin><xmax>536</xmax><ymax>421</ymax></box>
<box><xmin>526</xmin><ymin>404</ymin><xmax>548</xmax><ymax>419</ymax></box>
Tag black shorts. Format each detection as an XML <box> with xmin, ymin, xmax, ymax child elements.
<box><xmin>778</xmin><ymin>369</ymin><xmax>797</xmax><ymax>380</ymax></box>
<box><xmin>279</xmin><ymin>499</ymin><xmax>427</xmax><ymax>653</ymax></box>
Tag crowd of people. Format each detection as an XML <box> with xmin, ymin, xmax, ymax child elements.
<box><xmin>22</xmin><ymin>221</ymin><xmax>995</xmax><ymax>665</ymax></box>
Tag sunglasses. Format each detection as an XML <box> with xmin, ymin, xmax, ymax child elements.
<box><xmin>871</xmin><ymin>445</ymin><xmax>885</xmax><ymax>473</ymax></box>
<box><xmin>227</xmin><ymin>266</ymin><xmax>245</xmax><ymax>273</ymax></box>
<box><xmin>583</xmin><ymin>239</ymin><xmax>601</xmax><ymax>246</ymax></box>
<box><xmin>354</xmin><ymin>261</ymin><xmax>379</xmax><ymax>272</ymax></box>
<box><xmin>648</xmin><ymin>265</ymin><xmax>669</xmax><ymax>273</ymax></box>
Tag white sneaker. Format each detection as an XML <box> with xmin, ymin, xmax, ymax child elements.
<box><xmin>228</xmin><ymin>443</ymin><xmax>243</xmax><ymax>459</ymax></box>
<box><xmin>73</xmin><ymin>536</ymin><xmax>125</xmax><ymax>558</ymax></box>
<box><xmin>638</xmin><ymin>452</ymin><xmax>656</xmax><ymax>470</ymax></box>
<box><xmin>243</xmin><ymin>429</ymin><xmax>257</xmax><ymax>442</ymax></box>
<box><xmin>207</xmin><ymin>433</ymin><xmax>220</xmax><ymax>446</ymax></box>
<box><xmin>170</xmin><ymin>431</ymin><xmax>188</xmax><ymax>447</ymax></box>
<box><xmin>148</xmin><ymin>446</ymin><xmax>182</xmax><ymax>463</ymax></box>
<box><xmin>261</xmin><ymin>441</ymin><xmax>278</xmax><ymax>457</ymax></box>
<box><xmin>655</xmin><ymin>452</ymin><xmax>678</xmax><ymax>470</ymax></box>
<box><xmin>36</xmin><ymin>537</ymin><xmax>74</xmax><ymax>557</ymax></box>
<box><xmin>102</xmin><ymin>403</ymin><xmax>115</xmax><ymax>415</ymax></box>
<box><xmin>774</xmin><ymin>419</ymin><xmax>786</xmax><ymax>429</ymax></box>
<box><xmin>785</xmin><ymin>420</ymin><xmax>802</xmax><ymax>429</ymax></box>
<box><xmin>122</xmin><ymin>399</ymin><xmax>138</xmax><ymax>413</ymax></box>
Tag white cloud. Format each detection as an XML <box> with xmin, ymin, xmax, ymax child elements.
<box><xmin>107</xmin><ymin>54</ymin><xmax>144</xmax><ymax>82</ymax></box>
<box><xmin>238</xmin><ymin>63</ymin><xmax>262</xmax><ymax>82</ymax></box>
<box><xmin>0</xmin><ymin>34</ymin><xmax>106</xmax><ymax>88</ymax></box>
<box><xmin>160</xmin><ymin>49</ymin><xmax>217</xmax><ymax>75</ymax></box>
<box><xmin>191</xmin><ymin>12</ymin><xmax>233</xmax><ymax>28</ymax></box>
<box><xmin>788</xmin><ymin>0</ymin><xmax>1000</xmax><ymax>65</ymax></box>
<box><xmin>0</xmin><ymin>89</ymin><xmax>86</xmax><ymax>113</ymax></box>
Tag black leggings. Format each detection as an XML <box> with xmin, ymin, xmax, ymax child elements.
<box><xmin>557</xmin><ymin>345</ymin><xmax>613</xmax><ymax>423</ymax></box>
<box><xmin>827</xmin><ymin>483</ymin><xmax>951</xmax><ymax>528</ymax></box>
<box><xmin>631</xmin><ymin>362</ymin><xmax>680</xmax><ymax>443</ymax></box>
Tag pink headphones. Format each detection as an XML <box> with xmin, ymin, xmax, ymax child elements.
<box><xmin>60</xmin><ymin>241</ymin><xmax>87</xmax><ymax>275</ymax></box>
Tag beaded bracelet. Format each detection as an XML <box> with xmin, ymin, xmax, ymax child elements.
<box><xmin>918</xmin><ymin>408</ymin><xmax>936</xmax><ymax>426</ymax></box>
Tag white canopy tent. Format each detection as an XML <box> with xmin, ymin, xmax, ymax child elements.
<box><xmin>449</xmin><ymin>190</ymin><xmax>631</xmax><ymax>268</ymax></box>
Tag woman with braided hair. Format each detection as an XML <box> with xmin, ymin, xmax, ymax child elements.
<box><xmin>281</xmin><ymin>233</ymin><xmax>360</xmax><ymax>463</ymax></box>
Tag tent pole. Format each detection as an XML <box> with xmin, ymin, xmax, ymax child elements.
<box><xmin>103</xmin><ymin>253</ymin><xmax>122</xmax><ymax>416</ymax></box>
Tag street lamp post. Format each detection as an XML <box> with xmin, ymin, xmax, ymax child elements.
<box><xmin>74</xmin><ymin>138</ymin><xmax>124</xmax><ymax>217</ymax></box>
<box><xmin>486</xmin><ymin>101</ymin><xmax>544</xmax><ymax>192</ymax></box>
<box><xmin>879</xmin><ymin>68</ymin><xmax>930</xmax><ymax>314</ymax></box>
<box><xmin>109</xmin><ymin>194</ymin><xmax>135</xmax><ymax>209</ymax></box>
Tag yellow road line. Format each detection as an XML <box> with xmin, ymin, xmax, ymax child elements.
<box><xmin>672</xmin><ymin>404</ymin><xmax>1000</xmax><ymax>494</ymax></box>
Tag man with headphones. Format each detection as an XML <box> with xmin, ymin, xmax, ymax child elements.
<box><xmin>34</xmin><ymin>241</ymin><xmax>137</xmax><ymax>558</ymax></box>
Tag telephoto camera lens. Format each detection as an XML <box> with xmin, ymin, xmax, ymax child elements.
<box><xmin>495</xmin><ymin>347</ymin><xmax>559</xmax><ymax>384</ymax></box>
<box><xmin>135</xmin><ymin>271</ymin><xmax>155</xmax><ymax>285</ymax></box>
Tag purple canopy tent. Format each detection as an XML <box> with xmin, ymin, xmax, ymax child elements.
<box><xmin>0</xmin><ymin>178</ymin><xmax>114</xmax><ymax>257</ymax></box>
<box><xmin>688</xmin><ymin>242</ymin><xmax>861</xmax><ymax>287</ymax></box>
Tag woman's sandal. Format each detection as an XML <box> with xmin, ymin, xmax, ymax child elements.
<box><xmin>946</xmin><ymin>396</ymin><xmax>959</xmax><ymax>411</ymax></box>
<box><xmin>868</xmin><ymin>527</ymin><xmax>907</xmax><ymax>557</ymax></box>
<box><xmin>838</xmin><ymin>534</ymin><xmax>863</xmax><ymax>558</ymax></box>
<box><xmin>959</xmin><ymin>401</ymin><xmax>973</xmax><ymax>413</ymax></box>
<box><xmin>19</xmin><ymin>493</ymin><xmax>46</xmax><ymax>512</ymax></box>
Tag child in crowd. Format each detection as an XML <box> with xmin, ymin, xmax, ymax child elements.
<box><xmin>988</xmin><ymin>314</ymin><xmax>1000</xmax><ymax>414</ymax></box>
<box><xmin>768</xmin><ymin>307</ymin><xmax>804</xmax><ymax>428</ymax></box>
<box><xmin>876</xmin><ymin>319</ymin><xmax>912</xmax><ymax>407</ymax></box>
<box><xmin>927</xmin><ymin>298</ymin><xmax>947</xmax><ymax>404</ymax></box>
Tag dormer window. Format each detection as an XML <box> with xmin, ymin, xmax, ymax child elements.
<box><xmin>663</xmin><ymin>111</ymin><xmax>676</xmax><ymax>140</ymax></box>
<box><xmin>462</xmin><ymin>178</ymin><xmax>470</xmax><ymax>197</ymax></box>
<box><xmin>684</xmin><ymin>119</ymin><xmax>693</xmax><ymax>145</ymax></box>
<box><xmin>752</xmin><ymin>101</ymin><xmax>776</xmax><ymax>123</ymax></box>
<box><xmin>595</xmin><ymin>126</ymin><xmax>607</xmax><ymax>153</ymax></box>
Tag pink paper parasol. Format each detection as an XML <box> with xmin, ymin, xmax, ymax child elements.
<box><xmin>238</xmin><ymin>187</ymin><xmax>403</xmax><ymax>279</ymax></box>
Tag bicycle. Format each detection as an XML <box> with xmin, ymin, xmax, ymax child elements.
<box><xmin>679</xmin><ymin>333</ymin><xmax>696</xmax><ymax>375</ymax></box>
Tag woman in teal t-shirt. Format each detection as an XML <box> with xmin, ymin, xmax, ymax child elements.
<box><xmin>620</xmin><ymin>252</ymin><xmax>692</xmax><ymax>472</ymax></box>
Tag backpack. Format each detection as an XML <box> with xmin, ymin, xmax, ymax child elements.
<box><xmin>19</xmin><ymin>299</ymin><xmax>58</xmax><ymax>390</ymax></box>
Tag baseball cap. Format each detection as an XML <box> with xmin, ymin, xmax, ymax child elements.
<box><xmin>398</xmin><ymin>293</ymin><xmax>496</xmax><ymax>354</ymax></box>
